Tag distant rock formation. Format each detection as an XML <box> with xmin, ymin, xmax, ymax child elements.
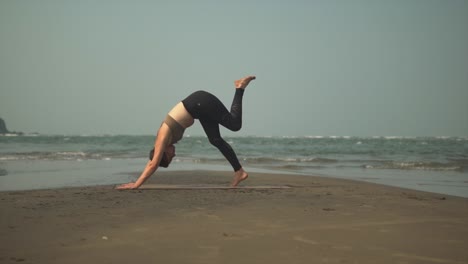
<box><xmin>0</xmin><ymin>118</ymin><xmax>9</xmax><ymax>134</ymax></box>
<box><xmin>0</xmin><ymin>118</ymin><xmax>23</xmax><ymax>135</ymax></box>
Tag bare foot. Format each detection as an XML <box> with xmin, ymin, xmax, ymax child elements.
<box><xmin>234</xmin><ymin>76</ymin><xmax>256</xmax><ymax>89</ymax></box>
<box><xmin>231</xmin><ymin>168</ymin><xmax>249</xmax><ymax>187</ymax></box>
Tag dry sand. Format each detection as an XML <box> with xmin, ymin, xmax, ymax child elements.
<box><xmin>1</xmin><ymin>171</ymin><xmax>467</xmax><ymax>264</ymax></box>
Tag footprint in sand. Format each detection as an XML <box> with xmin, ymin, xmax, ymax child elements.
<box><xmin>293</xmin><ymin>236</ymin><xmax>319</xmax><ymax>245</ymax></box>
<box><xmin>293</xmin><ymin>236</ymin><xmax>353</xmax><ymax>251</ymax></box>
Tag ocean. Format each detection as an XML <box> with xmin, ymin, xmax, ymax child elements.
<box><xmin>1</xmin><ymin>134</ymin><xmax>467</xmax><ymax>197</ymax></box>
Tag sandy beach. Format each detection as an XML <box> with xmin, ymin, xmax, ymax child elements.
<box><xmin>1</xmin><ymin>171</ymin><xmax>467</xmax><ymax>264</ymax></box>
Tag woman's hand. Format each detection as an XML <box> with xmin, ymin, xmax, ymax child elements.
<box><xmin>116</xmin><ymin>182</ymin><xmax>139</xmax><ymax>190</ymax></box>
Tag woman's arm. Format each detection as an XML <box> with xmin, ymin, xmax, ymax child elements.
<box><xmin>116</xmin><ymin>124</ymin><xmax>172</xmax><ymax>190</ymax></box>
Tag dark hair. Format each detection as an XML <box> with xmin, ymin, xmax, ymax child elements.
<box><xmin>149</xmin><ymin>148</ymin><xmax>169</xmax><ymax>168</ymax></box>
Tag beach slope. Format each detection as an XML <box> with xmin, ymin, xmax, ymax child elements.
<box><xmin>1</xmin><ymin>171</ymin><xmax>467</xmax><ymax>264</ymax></box>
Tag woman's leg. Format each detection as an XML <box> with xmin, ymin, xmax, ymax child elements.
<box><xmin>181</xmin><ymin>76</ymin><xmax>255</xmax><ymax>186</ymax></box>
<box><xmin>183</xmin><ymin>75</ymin><xmax>257</xmax><ymax>130</ymax></box>
<box><xmin>199</xmin><ymin>119</ymin><xmax>242</xmax><ymax>171</ymax></box>
<box><xmin>182</xmin><ymin>89</ymin><xmax>244</xmax><ymax>170</ymax></box>
<box><xmin>219</xmin><ymin>89</ymin><xmax>244</xmax><ymax>131</ymax></box>
<box><xmin>182</xmin><ymin>90</ymin><xmax>244</xmax><ymax>132</ymax></box>
<box><xmin>199</xmin><ymin>119</ymin><xmax>248</xmax><ymax>186</ymax></box>
<box><xmin>219</xmin><ymin>75</ymin><xmax>255</xmax><ymax>130</ymax></box>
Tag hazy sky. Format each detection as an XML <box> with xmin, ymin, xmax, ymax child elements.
<box><xmin>1</xmin><ymin>0</ymin><xmax>467</xmax><ymax>136</ymax></box>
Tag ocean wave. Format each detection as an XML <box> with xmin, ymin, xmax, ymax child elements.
<box><xmin>362</xmin><ymin>161</ymin><xmax>464</xmax><ymax>172</ymax></box>
<box><xmin>274</xmin><ymin>164</ymin><xmax>328</xmax><ymax>170</ymax></box>
<box><xmin>0</xmin><ymin>151</ymin><xmax>121</xmax><ymax>161</ymax></box>
<box><xmin>0</xmin><ymin>156</ymin><xmax>18</xmax><ymax>161</ymax></box>
<box><xmin>2</xmin><ymin>136</ymin><xmax>467</xmax><ymax>175</ymax></box>
<box><xmin>173</xmin><ymin>156</ymin><xmax>339</xmax><ymax>165</ymax></box>
<box><xmin>243</xmin><ymin>157</ymin><xmax>338</xmax><ymax>164</ymax></box>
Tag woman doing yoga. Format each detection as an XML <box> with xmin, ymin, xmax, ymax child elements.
<box><xmin>116</xmin><ymin>76</ymin><xmax>256</xmax><ymax>190</ymax></box>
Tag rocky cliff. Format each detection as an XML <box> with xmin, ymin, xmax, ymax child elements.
<box><xmin>0</xmin><ymin>118</ymin><xmax>24</xmax><ymax>135</ymax></box>
<box><xmin>0</xmin><ymin>118</ymin><xmax>9</xmax><ymax>134</ymax></box>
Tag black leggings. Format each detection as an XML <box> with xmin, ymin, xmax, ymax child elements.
<box><xmin>182</xmin><ymin>90</ymin><xmax>244</xmax><ymax>171</ymax></box>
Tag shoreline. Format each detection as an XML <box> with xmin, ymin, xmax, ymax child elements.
<box><xmin>1</xmin><ymin>171</ymin><xmax>467</xmax><ymax>264</ymax></box>
<box><xmin>2</xmin><ymin>169</ymin><xmax>463</xmax><ymax>200</ymax></box>
<box><xmin>1</xmin><ymin>159</ymin><xmax>467</xmax><ymax>199</ymax></box>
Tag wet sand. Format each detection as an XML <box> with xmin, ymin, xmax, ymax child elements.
<box><xmin>1</xmin><ymin>171</ymin><xmax>468</xmax><ymax>264</ymax></box>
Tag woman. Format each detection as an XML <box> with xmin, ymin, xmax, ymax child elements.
<box><xmin>117</xmin><ymin>75</ymin><xmax>256</xmax><ymax>190</ymax></box>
